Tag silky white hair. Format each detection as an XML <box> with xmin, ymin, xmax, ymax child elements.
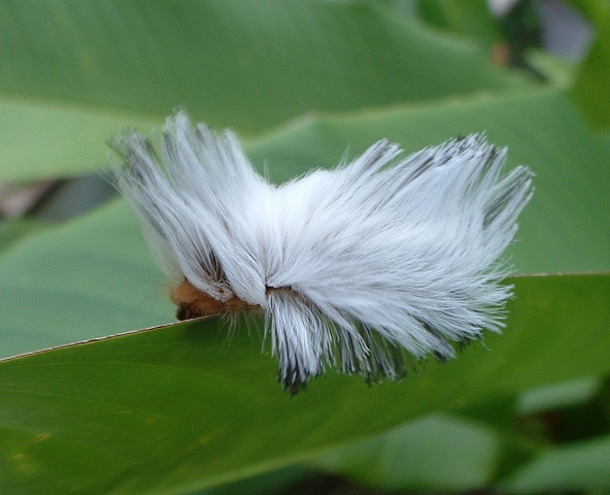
<box><xmin>111</xmin><ymin>112</ymin><xmax>533</xmax><ymax>392</ymax></box>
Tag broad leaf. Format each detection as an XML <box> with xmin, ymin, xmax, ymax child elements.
<box><xmin>0</xmin><ymin>200</ymin><xmax>171</xmax><ymax>359</ymax></box>
<box><xmin>313</xmin><ymin>414</ymin><xmax>504</xmax><ymax>491</ymax></box>
<box><xmin>0</xmin><ymin>274</ymin><xmax>609</xmax><ymax>495</ymax></box>
<box><xmin>0</xmin><ymin>0</ymin><xmax>523</xmax><ymax>137</ymax></box>
<box><xmin>417</xmin><ymin>0</ymin><xmax>499</xmax><ymax>45</ymax></box>
<box><xmin>0</xmin><ymin>100</ymin><xmax>158</xmax><ymax>182</ymax></box>
<box><xmin>0</xmin><ymin>219</ymin><xmax>47</xmax><ymax>253</ymax></box>
<box><xmin>573</xmin><ymin>12</ymin><xmax>610</xmax><ymax>128</ymax></box>
<box><xmin>498</xmin><ymin>434</ymin><xmax>610</xmax><ymax>492</ymax></box>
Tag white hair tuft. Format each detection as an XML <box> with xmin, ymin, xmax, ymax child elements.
<box><xmin>111</xmin><ymin>112</ymin><xmax>534</xmax><ymax>393</ymax></box>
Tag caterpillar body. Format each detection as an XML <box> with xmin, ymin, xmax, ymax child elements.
<box><xmin>111</xmin><ymin>113</ymin><xmax>533</xmax><ymax>393</ymax></box>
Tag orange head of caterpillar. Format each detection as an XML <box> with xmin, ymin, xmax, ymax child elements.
<box><xmin>169</xmin><ymin>279</ymin><xmax>262</xmax><ymax>320</ymax></box>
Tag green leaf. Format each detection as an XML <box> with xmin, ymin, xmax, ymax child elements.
<box><xmin>313</xmin><ymin>414</ymin><xmax>502</xmax><ymax>491</ymax></box>
<box><xmin>0</xmin><ymin>99</ymin><xmax>158</xmax><ymax>182</ymax></box>
<box><xmin>0</xmin><ymin>273</ymin><xmax>609</xmax><ymax>494</ymax></box>
<box><xmin>0</xmin><ymin>219</ymin><xmax>47</xmax><ymax>253</ymax></box>
<box><xmin>416</xmin><ymin>0</ymin><xmax>500</xmax><ymax>46</ymax></box>
<box><xmin>516</xmin><ymin>377</ymin><xmax>600</xmax><ymax>415</ymax></box>
<box><xmin>200</xmin><ymin>467</ymin><xmax>309</xmax><ymax>495</ymax></box>
<box><xmin>572</xmin><ymin>13</ymin><xmax>610</xmax><ymax>128</ymax></box>
<box><xmin>569</xmin><ymin>0</ymin><xmax>610</xmax><ymax>26</ymax></box>
<box><xmin>0</xmin><ymin>200</ymin><xmax>171</xmax><ymax>359</ymax></box>
<box><xmin>0</xmin><ymin>0</ymin><xmax>523</xmax><ymax>136</ymax></box>
<box><xmin>498</xmin><ymin>434</ymin><xmax>610</xmax><ymax>493</ymax></box>
<box><xmin>0</xmin><ymin>0</ymin><xmax>530</xmax><ymax>183</ymax></box>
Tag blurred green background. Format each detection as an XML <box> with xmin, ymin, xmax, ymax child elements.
<box><xmin>0</xmin><ymin>1</ymin><xmax>609</xmax><ymax>494</ymax></box>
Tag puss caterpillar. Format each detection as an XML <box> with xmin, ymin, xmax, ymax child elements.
<box><xmin>111</xmin><ymin>113</ymin><xmax>533</xmax><ymax>393</ymax></box>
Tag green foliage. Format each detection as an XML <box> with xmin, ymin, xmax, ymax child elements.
<box><xmin>0</xmin><ymin>1</ymin><xmax>608</xmax><ymax>494</ymax></box>
<box><xmin>313</xmin><ymin>414</ymin><xmax>504</xmax><ymax>490</ymax></box>
<box><xmin>0</xmin><ymin>275</ymin><xmax>609</xmax><ymax>494</ymax></box>
<box><xmin>573</xmin><ymin>12</ymin><xmax>610</xmax><ymax>128</ymax></box>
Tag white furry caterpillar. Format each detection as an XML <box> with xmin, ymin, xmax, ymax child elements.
<box><xmin>111</xmin><ymin>113</ymin><xmax>533</xmax><ymax>393</ymax></box>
